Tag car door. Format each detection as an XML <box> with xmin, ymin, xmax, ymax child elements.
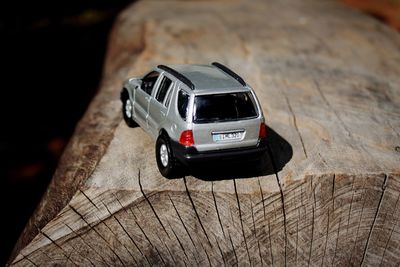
<box><xmin>148</xmin><ymin>74</ymin><xmax>174</xmax><ymax>138</ymax></box>
<box><xmin>134</xmin><ymin>71</ymin><xmax>160</xmax><ymax>129</ymax></box>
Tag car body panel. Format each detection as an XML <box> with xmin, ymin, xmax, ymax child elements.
<box><xmin>191</xmin><ymin>117</ymin><xmax>262</xmax><ymax>152</ymax></box>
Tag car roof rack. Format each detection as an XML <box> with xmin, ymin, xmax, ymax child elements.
<box><xmin>158</xmin><ymin>65</ymin><xmax>195</xmax><ymax>90</ymax></box>
<box><xmin>211</xmin><ymin>62</ymin><xmax>246</xmax><ymax>86</ymax></box>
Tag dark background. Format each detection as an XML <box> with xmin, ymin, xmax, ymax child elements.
<box><xmin>0</xmin><ymin>1</ymin><xmax>133</xmax><ymax>264</ymax></box>
<box><xmin>0</xmin><ymin>0</ymin><xmax>398</xmax><ymax>265</ymax></box>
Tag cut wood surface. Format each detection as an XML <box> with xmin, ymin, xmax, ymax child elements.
<box><xmin>9</xmin><ymin>0</ymin><xmax>400</xmax><ymax>266</ymax></box>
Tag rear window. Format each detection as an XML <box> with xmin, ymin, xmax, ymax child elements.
<box><xmin>193</xmin><ymin>92</ymin><xmax>258</xmax><ymax>123</ymax></box>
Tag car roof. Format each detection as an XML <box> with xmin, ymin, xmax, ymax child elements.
<box><xmin>157</xmin><ymin>64</ymin><xmax>247</xmax><ymax>93</ymax></box>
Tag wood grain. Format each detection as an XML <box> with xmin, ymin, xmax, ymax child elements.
<box><xmin>9</xmin><ymin>0</ymin><xmax>400</xmax><ymax>266</ymax></box>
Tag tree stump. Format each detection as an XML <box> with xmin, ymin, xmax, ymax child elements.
<box><xmin>9</xmin><ymin>0</ymin><xmax>400</xmax><ymax>266</ymax></box>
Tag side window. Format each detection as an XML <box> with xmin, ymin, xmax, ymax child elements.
<box><xmin>141</xmin><ymin>71</ymin><xmax>159</xmax><ymax>95</ymax></box>
<box><xmin>164</xmin><ymin>86</ymin><xmax>173</xmax><ymax>108</ymax></box>
<box><xmin>156</xmin><ymin>76</ymin><xmax>172</xmax><ymax>104</ymax></box>
<box><xmin>177</xmin><ymin>89</ymin><xmax>189</xmax><ymax>121</ymax></box>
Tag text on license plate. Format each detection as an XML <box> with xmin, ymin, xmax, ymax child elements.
<box><xmin>213</xmin><ymin>131</ymin><xmax>243</xmax><ymax>142</ymax></box>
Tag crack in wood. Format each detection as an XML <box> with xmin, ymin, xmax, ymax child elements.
<box><xmin>267</xmin><ymin>218</ymin><xmax>274</xmax><ymax>267</ymax></box>
<box><xmin>332</xmin><ymin>174</ymin><xmax>336</xmax><ymax>210</ymax></box>
<box><xmin>127</xmin><ymin>222</ymin><xmax>156</xmax><ymax>266</ymax></box>
<box><xmin>38</xmin><ymin>228</ymin><xmax>79</xmax><ymax>266</ymax></box>
<box><xmin>20</xmin><ymin>254</ymin><xmax>38</xmax><ymax>267</ymax></box>
<box><xmin>108</xmin><ymin>199</ymin><xmax>153</xmax><ymax>266</ymax></box>
<box><xmin>168</xmin><ymin>195</ymin><xmax>201</xmax><ymax>265</ymax></box>
<box><xmin>267</xmin><ymin>144</ymin><xmax>287</xmax><ymax>266</ymax></box>
<box><xmin>250</xmin><ymin>199</ymin><xmax>264</xmax><ymax>267</ymax></box>
<box><xmin>136</xmin><ymin>220</ymin><xmax>167</xmax><ymax>267</ymax></box>
<box><xmin>138</xmin><ymin>169</ymin><xmax>170</xmax><ymax>239</ymax></box>
<box><xmin>38</xmin><ymin>250</ymin><xmax>52</xmax><ymax>262</ymax></box>
<box><xmin>330</xmin><ymin>175</ymin><xmax>335</xmax><ymax>199</ymax></box>
<box><xmin>313</xmin><ymin>79</ymin><xmax>352</xmax><ymax>140</ymax></box>
<box><xmin>112</xmin><ymin>192</ymin><xmax>128</xmax><ymax>213</ymax></box>
<box><xmin>258</xmin><ymin>178</ymin><xmax>267</xmax><ymax>220</ymax></box>
<box><xmin>282</xmin><ymin>90</ymin><xmax>308</xmax><ymax>158</ymax></box>
<box><xmin>233</xmin><ymin>179</ymin><xmax>252</xmax><ymax>265</ymax></box>
<box><xmin>301</xmin><ymin>184</ymin><xmax>305</xmax><ymax>218</ymax></box>
<box><xmin>229</xmin><ymin>205</ymin><xmax>236</xmax><ymax>229</ymax></box>
<box><xmin>63</xmin><ymin>239</ymin><xmax>97</xmax><ymax>267</ymax></box>
<box><xmin>74</xmin><ymin>247</ymin><xmax>96</xmax><ymax>266</ymax></box>
<box><xmin>13</xmin><ymin>222</ymin><xmax>82</xmax><ymax>266</ymax></box>
<box><xmin>79</xmin><ymin>189</ymin><xmax>100</xmax><ymax>210</ymax></box>
<box><xmin>63</xmin><ymin>247</ymin><xmax>74</xmax><ymax>266</ymax></box>
<box><xmin>379</xmin><ymin>189</ymin><xmax>400</xmax><ymax>266</ymax></box>
<box><xmin>360</xmin><ymin>174</ymin><xmax>389</xmax><ymax>267</ymax></box>
<box><xmin>85</xmin><ymin>198</ymin><xmax>139</xmax><ymax>266</ymax></box>
<box><xmin>213</xmin><ymin>233</ymin><xmax>227</xmax><ymax>267</ymax></box>
<box><xmin>112</xmin><ymin>216</ymin><xmax>142</xmax><ymax>267</ymax></box>
<box><xmin>318</xmin><ymin>153</ymin><xmax>329</xmax><ymax>168</ymax></box>
<box><xmin>228</xmin><ymin>230</ymin><xmax>238</xmax><ymax>266</ymax></box>
<box><xmin>199</xmin><ymin>238</ymin><xmax>212</xmax><ymax>267</ymax></box>
<box><xmin>157</xmin><ymin>234</ymin><xmax>178</xmax><ymax>266</ymax></box>
<box><xmin>347</xmin><ymin>178</ymin><xmax>355</xmax><ymax>220</ymax></box>
<box><xmin>63</xmin><ymin>222</ymin><xmax>108</xmax><ymax>265</ymax></box>
<box><xmin>295</xmin><ymin>210</ymin><xmax>299</xmax><ymax>266</ymax></box>
<box><xmin>211</xmin><ymin>182</ymin><xmax>226</xmax><ymax>239</ymax></box>
<box><xmin>167</xmin><ymin>220</ymin><xmax>190</xmax><ymax>266</ymax></box>
<box><xmin>129</xmin><ymin>207</ymin><xmax>141</xmax><ymax>221</ymax></box>
<box><xmin>183</xmin><ymin>177</ymin><xmax>211</xmax><ymax>245</ymax></box>
<box><xmin>332</xmin><ymin>217</ymin><xmax>341</xmax><ymax>266</ymax></box>
<box><xmin>308</xmin><ymin>206</ymin><xmax>315</xmax><ymax>267</ymax></box>
<box><xmin>321</xmin><ymin>209</ymin><xmax>330</xmax><ymax>266</ymax></box>
<box><xmin>313</xmin><ymin>78</ymin><xmax>378</xmax><ymax>164</ymax></box>
<box><xmin>308</xmin><ymin>177</ymin><xmax>316</xmax><ymax>267</ymax></box>
<box><xmin>351</xmin><ymin>175</ymin><xmax>368</xmax><ymax>263</ymax></box>
<box><xmin>68</xmin><ymin>205</ymin><xmax>126</xmax><ymax>266</ymax></box>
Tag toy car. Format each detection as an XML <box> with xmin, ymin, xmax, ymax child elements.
<box><xmin>120</xmin><ymin>62</ymin><xmax>267</xmax><ymax>178</ymax></box>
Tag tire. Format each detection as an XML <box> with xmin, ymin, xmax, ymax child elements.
<box><xmin>156</xmin><ymin>135</ymin><xmax>178</xmax><ymax>178</ymax></box>
<box><xmin>121</xmin><ymin>90</ymin><xmax>138</xmax><ymax>127</ymax></box>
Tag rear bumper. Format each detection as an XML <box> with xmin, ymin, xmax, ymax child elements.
<box><xmin>170</xmin><ymin>139</ymin><xmax>268</xmax><ymax>165</ymax></box>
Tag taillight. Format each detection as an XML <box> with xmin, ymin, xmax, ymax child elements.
<box><xmin>259</xmin><ymin>122</ymin><xmax>267</xmax><ymax>139</ymax></box>
<box><xmin>179</xmin><ymin>130</ymin><xmax>195</xmax><ymax>147</ymax></box>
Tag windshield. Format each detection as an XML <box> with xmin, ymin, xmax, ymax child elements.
<box><xmin>193</xmin><ymin>92</ymin><xmax>258</xmax><ymax>123</ymax></box>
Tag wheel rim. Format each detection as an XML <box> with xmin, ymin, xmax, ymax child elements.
<box><xmin>160</xmin><ymin>144</ymin><xmax>169</xmax><ymax>167</ymax></box>
<box><xmin>125</xmin><ymin>99</ymin><xmax>132</xmax><ymax>118</ymax></box>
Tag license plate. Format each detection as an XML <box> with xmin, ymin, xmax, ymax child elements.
<box><xmin>212</xmin><ymin>131</ymin><xmax>243</xmax><ymax>142</ymax></box>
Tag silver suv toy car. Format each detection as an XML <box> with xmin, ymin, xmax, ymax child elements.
<box><xmin>120</xmin><ymin>62</ymin><xmax>267</xmax><ymax>178</ymax></box>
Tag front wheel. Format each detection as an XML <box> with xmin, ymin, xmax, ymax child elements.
<box><xmin>156</xmin><ymin>135</ymin><xmax>178</xmax><ymax>178</ymax></box>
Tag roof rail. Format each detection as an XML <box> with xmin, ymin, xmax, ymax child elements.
<box><xmin>211</xmin><ymin>62</ymin><xmax>246</xmax><ymax>86</ymax></box>
<box><xmin>158</xmin><ymin>65</ymin><xmax>195</xmax><ymax>90</ymax></box>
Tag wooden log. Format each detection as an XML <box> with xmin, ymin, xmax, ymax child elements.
<box><xmin>9</xmin><ymin>0</ymin><xmax>400</xmax><ymax>266</ymax></box>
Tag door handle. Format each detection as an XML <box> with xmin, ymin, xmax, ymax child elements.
<box><xmin>160</xmin><ymin>111</ymin><xmax>166</xmax><ymax>116</ymax></box>
<box><xmin>145</xmin><ymin>96</ymin><xmax>150</xmax><ymax>101</ymax></box>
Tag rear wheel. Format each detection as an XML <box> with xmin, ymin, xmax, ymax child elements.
<box><xmin>156</xmin><ymin>135</ymin><xmax>178</xmax><ymax>178</ymax></box>
<box><xmin>121</xmin><ymin>90</ymin><xmax>138</xmax><ymax>127</ymax></box>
